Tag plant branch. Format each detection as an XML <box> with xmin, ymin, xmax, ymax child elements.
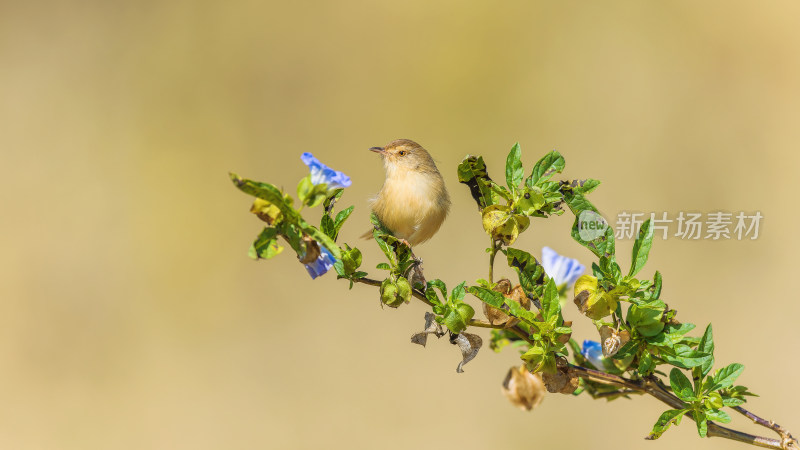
<box><xmin>592</xmin><ymin>389</ymin><xmax>642</xmax><ymax>399</ymax></box>
<box><xmin>350</xmin><ymin>275</ymin><xmax>795</xmax><ymax>450</ymax></box>
<box><xmin>732</xmin><ymin>406</ymin><xmax>798</xmax><ymax>449</ymax></box>
<box><xmin>567</xmin><ymin>367</ymin><xmax>794</xmax><ymax>449</ymax></box>
<box><xmin>488</xmin><ymin>239</ymin><xmax>499</xmax><ymax>283</ymax></box>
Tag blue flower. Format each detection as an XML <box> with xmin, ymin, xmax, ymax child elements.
<box><xmin>304</xmin><ymin>246</ymin><xmax>336</xmax><ymax>279</ymax></box>
<box><xmin>581</xmin><ymin>340</ymin><xmax>604</xmax><ymax>369</ymax></box>
<box><xmin>541</xmin><ymin>246</ymin><xmax>585</xmax><ymax>287</ymax></box>
<box><xmin>301</xmin><ymin>152</ymin><xmax>352</xmax><ymax>189</ymax></box>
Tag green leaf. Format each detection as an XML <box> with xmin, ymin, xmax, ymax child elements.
<box><xmin>369</xmin><ymin>211</ymin><xmax>392</xmax><ymax>235</ymax></box>
<box><xmin>696</xmin><ymin>324</ymin><xmax>715</xmax><ymax>377</ymax></box>
<box><xmin>375</xmin><ymin>262</ymin><xmax>391</xmax><ymax>270</ymax></box>
<box><xmin>638</xmin><ymin>351</ymin><xmax>655</xmax><ymax>375</ymax></box>
<box><xmin>726</xmin><ymin>385</ymin><xmax>758</xmax><ymax>399</ymax></box>
<box><xmin>467</xmin><ymin>286</ymin><xmax>505</xmax><ymax>309</ymax></box>
<box><xmin>230</xmin><ymin>173</ymin><xmax>296</xmax><ymax>217</ymax></box>
<box><xmin>560</xmin><ymin>179</ymin><xmax>601</xmax><ymax>196</ymax></box>
<box><xmin>450</xmin><ymin>281</ymin><xmax>467</xmax><ymax>302</ymax></box>
<box><xmin>705</xmin><ymin>409</ymin><xmax>731</xmax><ymax>424</ymax></box>
<box><xmin>521</xmin><ymin>344</ymin><xmax>555</xmax><ymax>374</ymax></box>
<box><xmin>373</xmin><ymin>232</ymin><xmax>397</xmax><ymax>266</ymax></box>
<box><xmin>457</xmin><ymin>155</ymin><xmax>497</xmax><ymax>209</ymax></box>
<box><xmin>427</xmin><ymin>279</ymin><xmax>448</xmax><ymax>298</ymax></box>
<box><xmin>297</xmin><ymin>176</ymin><xmax>313</xmax><ymax>203</ymax></box>
<box><xmin>320</xmin><ymin>214</ymin><xmax>335</xmax><ymax>239</ymax></box>
<box><xmin>652</xmin><ymin>271</ymin><xmax>663</xmax><ymax>299</ymax></box>
<box><xmin>540</xmin><ymin>279</ymin><xmax>560</xmax><ymax>321</ymax></box>
<box><xmin>599</xmin><ymin>255</ymin><xmax>621</xmax><ymax>281</ymax></box>
<box><xmin>468</xmin><ymin>286</ymin><xmax>539</xmax><ymax>324</ymax></box>
<box><xmin>669</xmin><ymin>368</ymin><xmax>695</xmax><ymax>402</ymax></box>
<box><xmin>526</xmin><ymin>150</ymin><xmax>565</xmax><ymax>186</ymax></box>
<box><xmin>708</xmin><ymin>363</ymin><xmax>745</xmax><ymax>392</ymax></box>
<box><xmin>662</xmin><ymin>345</ymin><xmax>712</xmax><ymax>369</ymax></box>
<box><xmin>279</xmin><ymin>222</ymin><xmax>303</xmax><ymax>254</ymax></box>
<box><xmin>248</xmin><ymin>227</ymin><xmax>283</xmax><ymax>260</ymax></box>
<box><xmin>333</xmin><ymin>206</ymin><xmax>355</xmax><ymax>237</ymax></box>
<box><xmin>296</xmin><ymin>177</ymin><xmax>327</xmax><ymax>207</ymax></box>
<box><xmin>646</xmin><ymin>323</ymin><xmax>694</xmax><ymax>349</ymax></box>
<box><xmin>504</xmin><ymin>247</ymin><xmax>546</xmax><ymax>296</ymax></box>
<box><xmin>647</xmin><ymin>409</ymin><xmax>687</xmax><ymax>440</ymax></box>
<box><xmin>505</xmin><ymin>300</ymin><xmax>540</xmax><ymax>325</ymax></box>
<box><xmin>505</xmin><ymin>143</ymin><xmax>523</xmax><ymax>191</ymax></box>
<box><xmin>564</xmin><ymin>195</ymin><xmax>615</xmax><ymax>258</ymax></box>
<box><xmin>721</xmin><ymin>396</ymin><xmax>746</xmax><ymax>407</ymax></box>
<box><xmin>629</xmin><ymin>219</ymin><xmax>654</xmax><ymax>277</ymax></box>
<box><xmin>322</xmin><ymin>188</ymin><xmax>344</xmax><ymax>213</ymax></box>
<box><xmin>696</xmin><ymin>411</ymin><xmax>708</xmax><ymax>437</ymax></box>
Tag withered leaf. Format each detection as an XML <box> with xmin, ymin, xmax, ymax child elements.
<box><xmin>482</xmin><ymin>280</ymin><xmax>531</xmax><ymax>328</ymax></box>
<box><xmin>542</xmin><ymin>368</ymin><xmax>580</xmax><ymax>394</ymax></box>
<box><xmin>410</xmin><ymin>312</ymin><xmax>444</xmax><ymax>347</ymax></box>
<box><xmin>298</xmin><ymin>235</ymin><xmax>320</xmax><ymax>264</ymax></box>
<box><xmin>451</xmin><ymin>332</ymin><xmax>483</xmax><ymax>373</ymax></box>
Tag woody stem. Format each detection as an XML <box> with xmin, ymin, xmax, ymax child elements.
<box><xmin>349</xmin><ymin>277</ymin><xmax>796</xmax><ymax>450</ymax></box>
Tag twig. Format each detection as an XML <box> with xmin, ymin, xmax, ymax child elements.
<box><xmin>733</xmin><ymin>406</ymin><xmax>798</xmax><ymax>449</ymax></box>
<box><xmin>593</xmin><ymin>389</ymin><xmax>641</xmax><ymax>399</ymax></box>
<box><xmin>350</xmin><ymin>275</ymin><xmax>796</xmax><ymax>449</ymax></box>
<box><xmin>488</xmin><ymin>238</ymin><xmax>498</xmax><ymax>283</ymax></box>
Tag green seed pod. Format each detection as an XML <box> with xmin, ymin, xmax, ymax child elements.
<box><xmin>515</xmin><ymin>187</ymin><xmax>545</xmax><ymax>215</ymax></box>
<box><xmin>396</xmin><ymin>277</ymin><xmax>412</xmax><ymax>304</ymax></box>
<box><xmin>380</xmin><ymin>277</ymin><xmax>404</xmax><ymax>308</ymax></box>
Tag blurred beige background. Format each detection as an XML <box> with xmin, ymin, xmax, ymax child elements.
<box><xmin>1</xmin><ymin>0</ymin><xmax>798</xmax><ymax>449</ymax></box>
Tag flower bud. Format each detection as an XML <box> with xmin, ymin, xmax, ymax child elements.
<box><xmin>502</xmin><ymin>366</ymin><xmax>546</xmax><ymax>411</ymax></box>
<box><xmin>573</xmin><ymin>275</ymin><xmax>619</xmax><ymax>320</ymax></box>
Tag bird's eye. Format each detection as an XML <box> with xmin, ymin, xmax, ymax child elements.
<box><xmin>398</xmin><ymin>150</ymin><xmax>407</xmax><ymax>156</ymax></box>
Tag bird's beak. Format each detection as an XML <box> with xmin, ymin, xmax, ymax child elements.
<box><xmin>369</xmin><ymin>146</ymin><xmax>385</xmax><ymax>154</ymax></box>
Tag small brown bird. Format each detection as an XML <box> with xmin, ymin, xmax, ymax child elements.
<box><xmin>366</xmin><ymin>139</ymin><xmax>450</xmax><ymax>247</ymax></box>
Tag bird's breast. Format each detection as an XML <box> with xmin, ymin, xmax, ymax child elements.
<box><xmin>373</xmin><ymin>171</ymin><xmax>450</xmax><ymax>243</ymax></box>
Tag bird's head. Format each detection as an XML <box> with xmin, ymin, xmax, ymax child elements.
<box><xmin>370</xmin><ymin>139</ymin><xmax>438</xmax><ymax>177</ymax></box>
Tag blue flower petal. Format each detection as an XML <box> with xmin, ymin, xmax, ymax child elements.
<box><xmin>541</xmin><ymin>246</ymin><xmax>585</xmax><ymax>287</ymax></box>
<box><xmin>581</xmin><ymin>340</ymin><xmax>604</xmax><ymax>369</ymax></box>
<box><xmin>301</xmin><ymin>152</ymin><xmax>352</xmax><ymax>189</ymax></box>
<box><xmin>304</xmin><ymin>246</ymin><xmax>337</xmax><ymax>279</ymax></box>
